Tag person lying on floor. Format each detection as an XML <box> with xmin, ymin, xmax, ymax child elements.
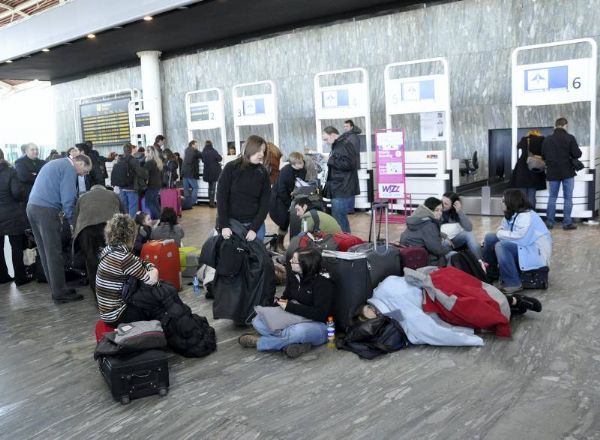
<box><xmin>400</xmin><ymin>197</ymin><xmax>455</xmax><ymax>266</ymax></box>
<box><xmin>482</xmin><ymin>189</ymin><xmax>552</xmax><ymax>294</ymax></box>
<box><xmin>238</xmin><ymin>247</ymin><xmax>334</xmax><ymax>358</ymax></box>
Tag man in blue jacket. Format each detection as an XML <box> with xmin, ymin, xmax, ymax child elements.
<box><xmin>27</xmin><ymin>155</ymin><xmax>92</xmax><ymax>303</ymax></box>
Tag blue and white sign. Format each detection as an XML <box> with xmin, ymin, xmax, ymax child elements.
<box><xmin>514</xmin><ymin>58</ymin><xmax>592</xmax><ymax>106</ymax></box>
<box><xmin>385</xmin><ymin>74</ymin><xmax>447</xmax><ymax>115</ymax></box>
<box><xmin>243</xmin><ymin>97</ymin><xmax>265</xmax><ymax>116</ymax></box>
<box><xmin>315</xmin><ymin>83</ymin><xmax>367</xmax><ymax>119</ymax></box>
<box><xmin>322</xmin><ymin>89</ymin><xmax>349</xmax><ymax>108</ymax></box>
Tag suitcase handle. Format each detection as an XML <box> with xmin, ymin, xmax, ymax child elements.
<box><xmin>131</xmin><ymin>370</ymin><xmax>151</xmax><ymax>378</ymax></box>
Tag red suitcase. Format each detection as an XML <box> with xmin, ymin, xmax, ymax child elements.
<box><xmin>332</xmin><ymin>232</ymin><xmax>366</xmax><ymax>252</ymax></box>
<box><xmin>141</xmin><ymin>240</ymin><xmax>181</xmax><ymax>290</ymax></box>
<box><xmin>160</xmin><ymin>188</ymin><xmax>182</xmax><ymax>217</ymax></box>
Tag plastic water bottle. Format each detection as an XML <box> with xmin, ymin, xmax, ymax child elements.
<box><xmin>302</xmin><ymin>218</ymin><xmax>308</xmax><ymax>233</ymax></box>
<box><xmin>192</xmin><ymin>275</ymin><xmax>201</xmax><ymax>297</ymax></box>
<box><xmin>326</xmin><ymin>316</ymin><xmax>335</xmax><ymax>348</ymax></box>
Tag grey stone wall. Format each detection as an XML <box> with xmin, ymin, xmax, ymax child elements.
<box><xmin>52</xmin><ymin>0</ymin><xmax>600</xmax><ymax>180</ymax></box>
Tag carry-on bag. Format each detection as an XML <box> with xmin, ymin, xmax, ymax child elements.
<box><xmin>99</xmin><ymin>349</ymin><xmax>169</xmax><ymax>405</ymax></box>
<box><xmin>520</xmin><ymin>266</ymin><xmax>549</xmax><ymax>289</ymax></box>
<box><xmin>179</xmin><ymin>246</ymin><xmax>201</xmax><ymax>277</ymax></box>
<box><xmin>393</xmin><ymin>245</ymin><xmax>429</xmax><ymax>273</ymax></box>
<box><xmin>160</xmin><ymin>188</ymin><xmax>182</xmax><ymax>217</ymax></box>
<box><xmin>321</xmin><ymin>250</ymin><xmax>372</xmax><ymax>333</ymax></box>
<box><xmin>141</xmin><ymin>240</ymin><xmax>181</xmax><ymax>290</ymax></box>
<box><xmin>348</xmin><ymin>201</ymin><xmax>403</xmax><ymax>288</ymax></box>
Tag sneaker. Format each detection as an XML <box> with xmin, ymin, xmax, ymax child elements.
<box><xmin>562</xmin><ymin>223</ymin><xmax>577</xmax><ymax>230</ymax></box>
<box><xmin>501</xmin><ymin>285</ymin><xmax>523</xmax><ymax>294</ymax></box>
<box><xmin>545</xmin><ymin>221</ymin><xmax>554</xmax><ymax>230</ymax></box>
<box><xmin>238</xmin><ymin>333</ymin><xmax>259</xmax><ymax>348</ymax></box>
<box><xmin>284</xmin><ymin>343</ymin><xmax>312</xmax><ymax>359</ymax></box>
<box><xmin>514</xmin><ymin>294</ymin><xmax>542</xmax><ymax>312</ymax></box>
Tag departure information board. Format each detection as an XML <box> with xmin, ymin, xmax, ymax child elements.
<box><xmin>80</xmin><ymin>97</ymin><xmax>131</xmax><ymax>148</ymax></box>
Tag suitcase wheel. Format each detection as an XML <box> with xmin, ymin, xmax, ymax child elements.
<box><xmin>159</xmin><ymin>387</ymin><xmax>168</xmax><ymax>397</ymax></box>
<box><xmin>120</xmin><ymin>395</ymin><xmax>130</xmax><ymax>405</ymax></box>
<box><xmin>541</xmin><ymin>281</ymin><xmax>548</xmax><ymax>290</ymax></box>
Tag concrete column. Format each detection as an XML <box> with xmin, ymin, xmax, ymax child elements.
<box><xmin>136</xmin><ymin>50</ymin><xmax>164</xmax><ymax>137</ymax></box>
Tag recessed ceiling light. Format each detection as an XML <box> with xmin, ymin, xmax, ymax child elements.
<box><xmin>42</xmin><ymin>48</ymin><xmax>50</xmax><ymax>52</ymax></box>
<box><xmin>87</xmin><ymin>33</ymin><xmax>96</xmax><ymax>39</ymax></box>
<box><xmin>6</xmin><ymin>60</ymin><xmax>12</xmax><ymax>63</ymax></box>
<box><xmin>143</xmin><ymin>15</ymin><xmax>153</xmax><ymax>21</ymax></box>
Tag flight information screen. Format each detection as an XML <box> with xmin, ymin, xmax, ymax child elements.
<box><xmin>80</xmin><ymin>97</ymin><xmax>131</xmax><ymax>148</ymax></box>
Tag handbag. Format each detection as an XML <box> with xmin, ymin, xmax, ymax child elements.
<box><xmin>526</xmin><ymin>138</ymin><xmax>545</xmax><ymax>173</ymax></box>
<box><xmin>571</xmin><ymin>157</ymin><xmax>585</xmax><ymax>171</ymax></box>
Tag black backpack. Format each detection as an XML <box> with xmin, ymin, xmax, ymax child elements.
<box><xmin>448</xmin><ymin>249</ymin><xmax>489</xmax><ymax>283</ymax></box>
<box><xmin>111</xmin><ymin>157</ymin><xmax>133</xmax><ymax>188</ymax></box>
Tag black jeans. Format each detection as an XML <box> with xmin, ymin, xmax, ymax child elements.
<box><xmin>208</xmin><ymin>181</ymin><xmax>217</xmax><ymax>204</ymax></box>
<box><xmin>77</xmin><ymin>224</ymin><xmax>106</xmax><ymax>293</ymax></box>
<box><xmin>0</xmin><ymin>234</ymin><xmax>26</xmax><ymax>283</ymax></box>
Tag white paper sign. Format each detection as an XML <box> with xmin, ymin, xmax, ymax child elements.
<box><xmin>420</xmin><ymin>111</ymin><xmax>446</xmax><ymax>141</ymax></box>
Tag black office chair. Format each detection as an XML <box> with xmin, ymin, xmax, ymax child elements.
<box><xmin>459</xmin><ymin>151</ymin><xmax>479</xmax><ymax>178</ymax></box>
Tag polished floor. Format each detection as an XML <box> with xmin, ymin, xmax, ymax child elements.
<box><xmin>1</xmin><ymin>206</ymin><xmax>599</xmax><ymax>440</ymax></box>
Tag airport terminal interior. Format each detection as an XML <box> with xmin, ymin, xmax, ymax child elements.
<box><xmin>1</xmin><ymin>0</ymin><xmax>600</xmax><ymax>438</ymax></box>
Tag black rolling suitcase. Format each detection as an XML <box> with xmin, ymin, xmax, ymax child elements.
<box><xmin>99</xmin><ymin>349</ymin><xmax>169</xmax><ymax>405</ymax></box>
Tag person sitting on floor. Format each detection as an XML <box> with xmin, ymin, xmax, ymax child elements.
<box><xmin>150</xmin><ymin>207</ymin><xmax>185</xmax><ymax>246</ymax></box>
<box><xmin>294</xmin><ymin>196</ymin><xmax>342</xmax><ymax>235</ymax></box>
<box><xmin>133</xmin><ymin>211</ymin><xmax>153</xmax><ymax>256</ymax></box>
<box><xmin>482</xmin><ymin>188</ymin><xmax>552</xmax><ymax>294</ymax></box>
<box><xmin>238</xmin><ymin>247</ymin><xmax>334</xmax><ymax>358</ymax></box>
<box><xmin>400</xmin><ymin>197</ymin><xmax>454</xmax><ymax>266</ymax></box>
<box><xmin>440</xmin><ymin>192</ymin><xmax>482</xmax><ymax>259</ymax></box>
<box><xmin>96</xmin><ymin>214</ymin><xmax>160</xmax><ymax>324</ymax></box>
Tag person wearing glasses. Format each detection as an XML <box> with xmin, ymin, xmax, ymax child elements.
<box><xmin>238</xmin><ymin>247</ymin><xmax>334</xmax><ymax>358</ymax></box>
<box><xmin>482</xmin><ymin>189</ymin><xmax>552</xmax><ymax>294</ymax></box>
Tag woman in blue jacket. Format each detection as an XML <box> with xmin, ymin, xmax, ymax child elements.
<box><xmin>483</xmin><ymin>189</ymin><xmax>552</xmax><ymax>294</ymax></box>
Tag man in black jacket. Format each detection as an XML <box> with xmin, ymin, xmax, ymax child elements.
<box><xmin>541</xmin><ymin>118</ymin><xmax>582</xmax><ymax>230</ymax></box>
<box><xmin>343</xmin><ymin>119</ymin><xmax>362</xmax><ymax>214</ymax></box>
<box><xmin>322</xmin><ymin>126</ymin><xmax>360</xmax><ymax>233</ymax></box>
<box><xmin>182</xmin><ymin>140</ymin><xmax>202</xmax><ymax>206</ymax></box>
<box><xmin>14</xmin><ymin>143</ymin><xmax>45</xmax><ymax>202</ymax></box>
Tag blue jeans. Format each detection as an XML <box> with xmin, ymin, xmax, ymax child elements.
<box><xmin>241</xmin><ymin>222</ymin><xmax>266</xmax><ymax>241</ymax></box>
<box><xmin>547</xmin><ymin>177</ymin><xmax>574</xmax><ymax>226</ymax></box>
<box><xmin>452</xmin><ymin>231</ymin><xmax>482</xmax><ymax>260</ymax></box>
<box><xmin>482</xmin><ymin>233</ymin><xmax>521</xmax><ymax>288</ymax></box>
<box><xmin>119</xmin><ymin>190</ymin><xmax>139</xmax><ymax>218</ymax></box>
<box><xmin>252</xmin><ymin>315</ymin><xmax>328</xmax><ymax>351</ymax></box>
<box><xmin>520</xmin><ymin>187</ymin><xmax>537</xmax><ymax>209</ymax></box>
<box><xmin>331</xmin><ymin>196</ymin><xmax>354</xmax><ymax>233</ymax></box>
<box><xmin>145</xmin><ymin>188</ymin><xmax>161</xmax><ymax>220</ymax></box>
<box><xmin>183</xmin><ymin>177</ymin><xmax>199</xmax><ymax>206</ymax></box>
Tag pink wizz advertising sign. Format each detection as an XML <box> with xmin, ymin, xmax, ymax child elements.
<box><xmin>375</xmin><ymin>129</ymin><xmax>406</xmax><ymax>199</ymax></box>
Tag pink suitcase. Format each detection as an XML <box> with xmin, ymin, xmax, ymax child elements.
<box><xmin>160</xmin><ymin>188</ymin><xmax>182</xmax><ymax>217</ymax></box>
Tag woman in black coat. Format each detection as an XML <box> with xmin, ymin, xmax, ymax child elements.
<box><xmin>0</xmin><ymin>150</ymin><xmax>30</xmax><ymax>285</ymax></box>
<box><xmin>201</xmin><ymin>140</ymin><xmax>222</xmax><ymax>208</ymax></box>
<box><xmin>269</xmin><ymin>152</ymin><xmax>306</xmax><ymax>251</ymax></box>
<box><xmin>509</xmin><ymin>130</ymin><xmax>546</xmax><ymax>209</ymax></box>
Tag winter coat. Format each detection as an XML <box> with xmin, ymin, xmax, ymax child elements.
<box><xmin>404</xmin><ymin>266</ymin><xmax>512</xmax><ymax>337</ymax></box>
<box><xmin>144</xmin><ymin>159</ymin><xmax>162</xmax><ymax>190</ymax></box>
<box><xmin>130</xmin><ymin>281</ymin><xmax>217</xmax><ymax>358</ymax></box>
<box><xmin>162</xmin><ymin>159</ymin><xmax>179</xmax><ymax>188</ymax></box>
<box><xmin>201</xmin><ymin>146</ymin><xmax>222</xmax><ymax>183</ymax></box>
<box><xmin>72</xmin><ymin>185</ymin><xmax>123</xmax><ymax>242</ymax></box>
<box><xmin>324</xmin><ymin>132</ymin><xmax>360</xmax><ymax>198</ymax></box>
<box><xmin>541</xmin><ymin>128</ymin><xmax>582</xmax><ymax>181</ymax></box>
<box><xmin>281</xmin><ymin>272</ymin><xmax>334</xmax><ymax>323</ymax></box>
<box><xmin>400</xmin><ymin>205</ymin><xmax>452</xmax><ymax>266</ymax></box>
<box><xmin>369</xmin><ymin>276</ymin><xmax>484</xmax><ymax>346</ymax></box>
<box><xmin>133</xmin><ymin>225</ymin><xmax>152</xmax><ymax>256</ymax></box>
<box><xmin>510</xmin><ymin>135</ymin><xmax>547</xmax><ymax>190</ymax></box>
<box><xmin>0</xmin><ymin>161</ymin><xmax>26</xmax><ymax>235</ymax></box>
<box><xmin>182</xmin><ymin>146</ymin><xmax>202</xmax><ymax>179</ymax></box>
<box><xmin>497</xmin><ymin>210</ymin><xmax>552</xmax><ymax>270</ymax></box>
<box><xmin>87</xmin><ymin>150</ymin><xmax>105</xmax><ymax>187</ymax></box>
<box><xmin>269</xmin><ymin>163</ymin><xmax>307</xmax><ymax>229</ymax></box>
<box><xmin>150</xmin><ymin>223</ymin><xmax>185</xmax><ymax>246</ymax></box>
<box><xmin>345</xmin><ymin>126</ymin><xmax>362</xmax><ymax>168</ymax></box>
<box><xmin>14</xmin><ymin>155</ymin><xmax>45</xmax><ymax>200</ymax></box>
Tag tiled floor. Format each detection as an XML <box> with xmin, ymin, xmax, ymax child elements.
<box><xmin>1</xmin><ymin>206</ymin><xmax>599</xmax><ymax>439</ymax></box>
